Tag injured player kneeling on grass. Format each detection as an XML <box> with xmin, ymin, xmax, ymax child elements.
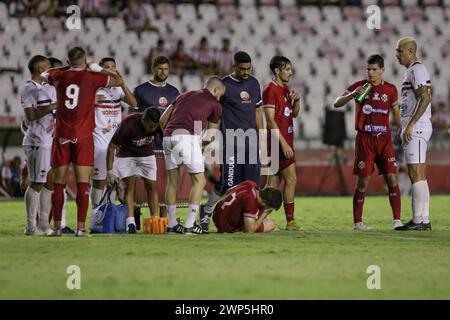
<box><xmin>212</xmin><ymin>180</ymin><xmax>282</xmax><ymax>233</ymax></box>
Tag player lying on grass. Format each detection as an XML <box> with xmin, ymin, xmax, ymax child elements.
<box><xmin>212</xmin><ymin>180</ymin><xmax>282</xmax><ymax>233</ymax></box>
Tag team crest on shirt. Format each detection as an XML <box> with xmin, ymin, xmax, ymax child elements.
<box><xmin>381</xmin><ymin>94</ymin><xmax>388</xmax><ymax>103</ymax></box>
<box><xmin>240</xmin><ymin>91</ymin><xmax>250</xmax><ymax>102</ymax></box>
<box><xmin>159</xmin><ymin>97</ymin><xmax>168</xmax><ymax>107</ymax></box>
<box><xmin>358</xmin><ymin>161</ymin><xmax>365</xmax><ymax>169</ymax></box>
<box><xmin>362</xmin><ymin>104</ymin><xmax>372</xmax><ymax>115</ymax></box>
<box><xmin>284</xmin><ymin>106</ymin><xmax>291</xmax><ymax>117</ymax></box>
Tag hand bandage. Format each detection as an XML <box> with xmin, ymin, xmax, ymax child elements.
<box><xmin>88</xmin><ymin>62</ymin><xmax>103</xmax><ymax>72</ymax></box>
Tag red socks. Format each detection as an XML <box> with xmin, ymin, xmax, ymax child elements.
<box><xmin>52</xmin><ymin>183</ymin><xmax>65</xmax><ymax>227</ymax></box>
<box><xmin>76</xmin><ymin>183</ymin><xmax>90</xmax><ymax>227</ymax></box>
<box><xmin>353</xmin><ymin>190</ymin><xmax>365</xmax><ymax>223</ymax></box>
<box><xmin>388</xmin><ymin>186</ymin><xmax>401</xmax><ymax>220</ymax></box>
<box><xmin>284</xmin><ymin>202</ymin><xmax>294</xmax><ymax>222</ymax></box>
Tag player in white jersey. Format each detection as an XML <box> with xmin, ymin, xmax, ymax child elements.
<box><xmin>21</xmin><ymin>55</ymin><xmax>56</xmax><ymax>235</ymax></box>
<box><xmin>395</xmin><ymin>36</ymin><xmax>432</xmax><ymax>231</ymax></box>
<box><xmin>91</xmin><ymin>57</ymin><xmax>137</xmax><ymax>206</ymax></box>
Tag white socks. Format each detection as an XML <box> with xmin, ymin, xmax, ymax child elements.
<box><xmin>185</xmin><ymin>204</ymin><xmax>200</xmax><ymax>228</ymax></box>
<box><xmin>411</xmin><ymin>180</ymin><xmax>430</xmax><ymax>224</ymax></box>
<box><xmin>61</xmin><ymin>190</ymin><xmax>67</xmax><ymax>228</ymax></box>
<box><xmin>25</xmin><ymin>187</ymin><xmax>40</xmax><ymax>232</ymax></box>
<box><xmin>126</xmin><ymin>217</ymin><xmax>136</xmax><ymax>226</ymax></box>
<box><xmin>38</xmin><ymin>187</ymin><xmax>52</xmax><ymax>230</ymax></box>
<box><xmin>205</xmin><ymin>191</ymin><xmax>221</xmax><ymax>214</ymax></box>
<box><xmin>91</xmin><ymin>187</ymin><xmax>104</xmax><ymax>207</ymax></box>
<box><xmin>167</xmin><ymin>205</ymin><xmax>178</xmax><ymax>227</ymax></box>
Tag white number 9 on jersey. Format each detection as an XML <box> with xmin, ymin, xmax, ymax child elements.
<box><xmin>65</xmin><ymin>84</ymin><xmax>80</xmax><ymax>109</ymax></box>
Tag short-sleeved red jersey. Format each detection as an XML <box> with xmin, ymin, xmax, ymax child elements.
<box><xmin>263</xmin><ymin>81</ymin><xmax>295</xmax><ymax>147</ymax></box>
<box><xmin>213</xmin><ymin>180</ymin><xmax>260</xmax><ymax>232</ymax></box>
<box><xmin>49</xmin><ymin>68</ymin><xmax>109</xmax><ymax>139</ymax></box>
<box><xmin>347</xmin><ymin>80</ymin><xmax>398</xmax><ymax>134</ymax></box>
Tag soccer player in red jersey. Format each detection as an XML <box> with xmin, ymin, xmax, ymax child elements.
<box><xmin>44</xmin><ymin>47</ymin><xmax>123</xmax><ymax>236</ymax></box>
<box><xmin>213</xmin><ymin>180</ymin><xmax>282</xmax><ymax>233</ymax></box>
<box><xmin>263</xmin><ymin>56</ymin><xmax>301</xmax><ymax>231</ymax></box>
<box><xmin>334</xmin><ymin>54</ymin><xmax>403</xmax><ymax>230</ymax></box>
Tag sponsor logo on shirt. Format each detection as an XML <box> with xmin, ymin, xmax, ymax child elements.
<box><xmin>132</xmin><ymin>136</ymin><xmax>154</xmax><ymax>147</ymax></box>
<box><xmin>373</xmin><ymin>92</ymin><xmax>380</xmax><ymax>101</ymax></box>
<box><xmin>240</xmin><ymin>91</ymin><xmax>251</xmax><ymax>103</ymax></box>
<box><xmin>284</xmin><ymin>106</ymin><xmax>292</xmax><ymax>117</ymax></box>
<box><xmin>364</xmin><ymin>124</ymin><xmax>387</xmax><ymax>132</ymax></box>
<box><xmin>362</xmin><ymin>104</ymin><xmax>388</xmax><ymax>115</ymax></box>
<box><xmin>159</xmin><ymin>96</ymin><xmax>168</xmax><ymax>107</ymax></box>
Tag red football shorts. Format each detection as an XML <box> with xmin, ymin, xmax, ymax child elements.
<box><xmin>51</xmin><ymin>136</ymin><xmax>94</xmax><ymax>167</ymax></box>
<box><xmin>353</xmin><ymin>132</ymin><xmax>397</xmax><ymax>176</ymax></box>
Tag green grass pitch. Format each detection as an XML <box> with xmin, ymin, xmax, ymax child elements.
<box><xmin>0</xmin><ymin>195</ymin><xmax>449</xmax><ymax>299</ymax></box>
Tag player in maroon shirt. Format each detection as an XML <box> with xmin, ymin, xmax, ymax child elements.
<box><xmin>160</xmin><ymin>77</ymin><xmax>224</xmax><ymax>234</ymax></box>
<box><xmin>106</xmin><ymin>108</ymin><xmax>161</xmax><ymax>233</ymax></box>
<box><xmin>213</xmin><ymin>180</ymin><xmax>282</xmax><ymax>233</ymax></box>
<box><xmin>263</xmin><ymin>56</ymin><xmax>301</xmax><ymax>231</ymax></box>
<box><xmin>334</xmin><ymin>54</ymin><xmax>403</xmax><ymax>230</ymax></box>
<box><xmin>45</xmin><ymin>47</ymin><xmax>124</xmax><ymax>236</ymax></box>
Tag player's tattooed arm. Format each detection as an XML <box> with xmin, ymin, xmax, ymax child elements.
<box><xmin>118</xmin><ymin>73</ymin><xmax>138</xmax><ymax>108</ymax></box>
<box><xmin>264</xmin><ymin>107</ymin><xmax>294</xmax><ymax>159</ymax></box>
<box><xmin>202</xmin><ymin>121</ymin><xmax>220</xmax><ymax>148</ymax></box>
<box><xmin>159</xmin><ymin>104</ymin><xmax>174</xmax><ymax>130</ymax></box>
<box><xmin>403</xmin><ymin>85</ymin><xmax>431</xmax><ymax>143</ymax></box>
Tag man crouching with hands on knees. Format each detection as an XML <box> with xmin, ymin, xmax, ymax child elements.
<box><xmin>213</xmin><ymin>180</ymin><xmax>282</xmax><ymax>233</ymax></box>
<box><xmin>106</xmin><ymin>107</ymin><xmax>161</xmax><ymax>234</ymax></box>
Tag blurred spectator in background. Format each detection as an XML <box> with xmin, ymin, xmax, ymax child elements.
<box><xmin>192</xmin><ymin>36</ymin><xmax>215</xmax><ymax>78</ymax></box>
<box><xmin>31</xmin><ymin>0</ymin><xmax>58</xmax><ymax>17</ymax></box>
<box><xmin>120</xmin><ymin>0</ymin><xmax>158</xmax><ymax>36</ymax></box>
<box><xmin>215</xmin><ymin>38</ymin><xmax>233</xmax><ymax>77</ymax></box>
<box><xmin>170</xmin><ymin>39</ymin><xmax>195</xmax><ymax>78</ymax></box>
<box><xmin>317</xmin><ymin>39</ymin><xmax>343</xmax><ymax>60</ymax></box>
<box><xmin>1</xmin><ymin>156</ymin><xmax>23</xmax><ymax>197</ymax></box>
<box><xmin>147</xmin><ymin>38</ymin><xmax>170</xmax><ymax>74</ymax></box>
<box><xmin>431</xmin><ymin>101</ymin><xmax>450</xmax><ymax>149</ymax></box>
<box><xmin>78</xmin><ymin>0</ymin><xmax>112</xmax><ymax>22</ymax></box>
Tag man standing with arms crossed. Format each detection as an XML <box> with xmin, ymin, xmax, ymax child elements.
<box><xmin>334</xmin><ymin>54</ymin><xmax>403</xmax><ymax>230</ymax></box>
<box><xmin>394</xmin><ymin>37</ymin><xmax>433</xmax><ymax>231</ymax></box>
<box><xmin>160</xmin><ymin>77</ymin><xmax>224</xmax><ymax>234</ymax></box>
<box><xmin>200</xmin><ymin>51</ymin><xmax>264</xmax><ymax>233</ymax></box>
<box><xmin>45</xmin><ymin>47</ymin><xmax>123</xmax><ymax>236</ymax></box>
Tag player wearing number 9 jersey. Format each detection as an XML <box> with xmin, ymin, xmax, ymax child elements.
<box><xmin>44</xmin><ymin>47</ymin><xmax>124</xmax><ymax>236</ymax></box>
<box><xmin>212</xmin><ymin>181</ymin><xmax>282</xmax><ymax>233</ymax></box>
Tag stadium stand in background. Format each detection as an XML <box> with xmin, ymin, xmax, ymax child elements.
<box><xmin>1</xmin><ymin>0</ymin><xmax>450</xmax><ymax>195</ymax></box>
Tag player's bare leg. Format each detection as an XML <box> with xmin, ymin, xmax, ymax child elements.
<box><xmin>165</xmin><ymin>168</ymin><xmax>183</xmax><ymax>232</ymax></box>
<box><xmin>353</xmin><ymin>176</ymin><xmax>371</xmax><ymax>230</ymax></box>
<box><xmin>384</xmin><ymin>173</ymin><xmax>402</xmax><ymax>228</ymax></box>
<box><xmin>255</xmin><ymin>219</ymin><xmax>277</xmax><ymax>233</ymax></box>
<box><xmin>91</xmin><ymin>179</ymin><xmax>107</xmax><ymax>207</ymax></box>
<box><xmin>184</xmin><ymin>172</ymin><xmax>206</xmax><ymax>233</ymax></box>
<box><xmin>143</xmin><ymin>178</ymin><xmax>159</xmax><ymax>217</ymax></box>
<box><xmin>123</xmin><ymin>176</ymin><xmax>137</xmax><ymax>233</ymax></box>
<box><xmin>279</xmin><ymin>164</ymin><xmax>300</xmax><ymax>230</ymax></box>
